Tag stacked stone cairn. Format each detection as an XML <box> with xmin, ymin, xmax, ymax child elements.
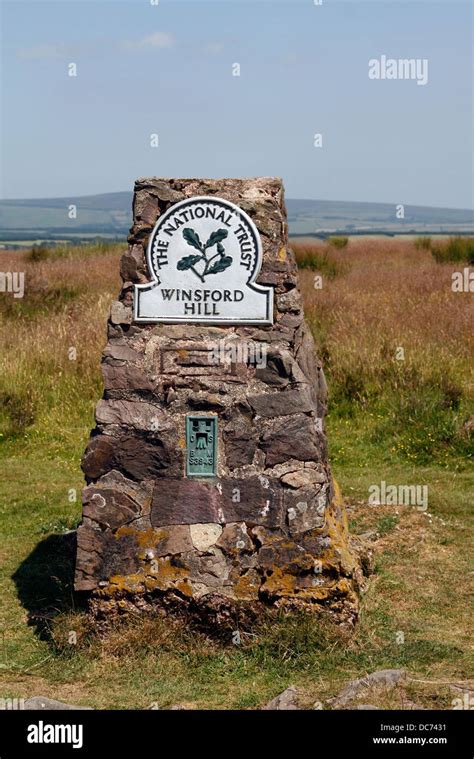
<box><xmin>74</xmin><ymin>177</ymin><xmax>364</xmax><ymax>628</ymax></box>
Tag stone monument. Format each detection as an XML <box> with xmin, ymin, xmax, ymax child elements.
<box><xmin>74</xmin><ymin>177</ymin><xmax>362</xmax><ymax>626</ymax></box>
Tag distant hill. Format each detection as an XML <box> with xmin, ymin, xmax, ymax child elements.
<box><xmin>0</xmin><ymin>192</ymin><xmax>131</xmax><ymax>243</ymax></box>
<box><xmin>0</xmin><ymin>191</ymin><xmax>472</xmax><ymax>247</ymax></box>
<box><xmin>286</xmin><ymin>198</ymin><xmax>474</xmax><ymax>236</ymax></box>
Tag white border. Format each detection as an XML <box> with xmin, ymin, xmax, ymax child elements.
<box><xmin>134</xmin><ymin>195</ymin><xmax>273</xmax><ymax>325</ymax></box>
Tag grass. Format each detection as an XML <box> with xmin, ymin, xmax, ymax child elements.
<box><xmin>328</xmin><ymin>235</ymin><xmax>349</xmax><ymax>249</ymax></box>
<box><xmin>296</xmin><ymin>238</ymin><xmax>473</xmax><ymax>468</ymax></box>
<box><xmin>431</xmin><ymin>236</ymin><xmax>474</xmax><ymax>264</ymax></box>
<box><xmin>26</xmin><ymin>241</ymin><xmax>116</xmax><ymax>263</ymax></box>
<box><xmin>0</xmin><ymin>239</ymin><xmax>472</xmax><ymax>709</ymax></box>
<box><xmin>414</xmin><ymin>236</ymin><xmax>433</xmax><ymax>251</ymax></box>
<box><xmin>292</xmin><ymin>243</ymin><xmax>344</xmax><ymax>278</ymax></box>
<box><xmin>414</xmin><ymin>235</ymin><xmax>474</xmax><ymax>263</ymax></box>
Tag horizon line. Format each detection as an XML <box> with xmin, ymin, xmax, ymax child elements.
<box><xmin>0</xmin><ymin>190</ymin><xmax>473</xmax><ymax>214</ymax></box>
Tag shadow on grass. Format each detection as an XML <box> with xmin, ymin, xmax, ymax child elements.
<box><xmin>12</xmin><ymin>530</ymin><xmax>84</xmax><ymax>641</ymax></box>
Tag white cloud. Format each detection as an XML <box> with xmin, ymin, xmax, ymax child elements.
<box><xmin>121</xmin><ymin>32</ymin><xmax>175</xmax><ymax>52</ymax></box>
<box><xmin>16</xmin><ymin>33</ymin><xmax>174</xmax><ymax>61</ymax></box>
<box><xmin>281</xmin><ymin>52</ymin><xmax>300</xmax><ymax>65</ymax></box>
<box><xmin>16</xmin><ymin>43</ymin><xmax>68</xmax><ymax>61</ymax></box>
<box><xmin>203</xmin><ymin>42</ymin><xmax>225</xmax><ymax>56</ymax></box>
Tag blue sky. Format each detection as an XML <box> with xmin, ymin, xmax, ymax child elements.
<box><xmin>1</xmin><ymin>0</ymin><xmax>472</xmax><ymax>208</ymax></box>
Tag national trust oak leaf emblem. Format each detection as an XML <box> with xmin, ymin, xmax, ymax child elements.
<box><xmin>177</xmin><ymin>227</ymin><xmax>232</xmax><ymax>282</ymax></box>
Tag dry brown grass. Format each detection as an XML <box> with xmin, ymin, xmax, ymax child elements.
<box><xmin>296</xmin><ymin>237</ymin><xmax>473</xmax><ymax>371</ymax></box>
<box><xmin>293</xmin><ymin>237</ymin><xmax>473</xmax><ymax>465</ymax></box>
<box><xmin>0</xmin><ymin>246</ymin><xmax>122</xmax><ymax>438</ymax></box>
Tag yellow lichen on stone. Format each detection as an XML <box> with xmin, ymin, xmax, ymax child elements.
<box><xmin>105</xmin><ymin>556</ymin><xmax>193</xmax><ymax>597</ymax></box>
<box><xmin>257</xmin><ymin>479</ymin><xmax>360</xmax><ymax>613</ymax></box>
<box><xmin>233</xmin><ymin>570</ymin><xmax>260</xmax><ymax>600</ymax></box>
<box><xmin>145</xmin><ymin>556</ymin><xmax>190</xmax><ymax>591</ymax></box>
<box><xmin>321</xmin><ymin>481</ymin><xmax>357</xmax><ymax>576</ymax></box>
<box><xmin>115</xmin><ymin>525</ymin><xmax>161</xmax><ymax>550</ymax></box>
<box><xmin>261</xmin><ymin>569</ymin><xmax>359</xmax><ymax>605</ymax></box>
<box><xmin>108</xmin><ymin>573</ymin><xmax>146</xmax><ymax>594</ymax></box>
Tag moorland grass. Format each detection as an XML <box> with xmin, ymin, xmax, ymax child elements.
<box><xmin>415</xmin><ymin>235</ymin><xmax>474</xmax><ymax>264</ymax></box>
<box><xmin>431</xmin><ymin>236</ymin><xmax>474</xmax><ymax>264</ymax></box>
<box><xmin>0</xmin><ymin>239</ymin><xmax>472</xmax><ymax>709</ymax></box>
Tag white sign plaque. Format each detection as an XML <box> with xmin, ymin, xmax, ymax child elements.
<box><xmin>134</xmin><ymin>196</ymin><xmax>273</xmax><ymax>324</ymax></box>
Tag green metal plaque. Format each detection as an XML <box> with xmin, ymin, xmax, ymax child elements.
<box><xmin>186</xmin><ymin>416</ymin><xmax>217</xmax><ymax>477</ymax></box>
